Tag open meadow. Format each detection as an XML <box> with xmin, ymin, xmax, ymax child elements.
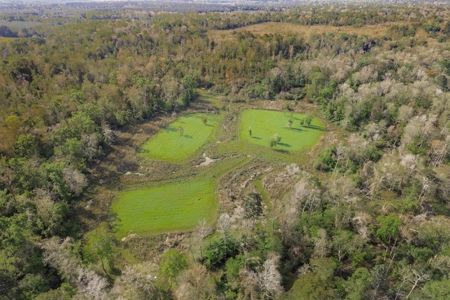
<box><xmin>207</xmin><ymin>21</ymin><xmax>438</xmax><ymax>45</ymax></box>
<box><xmin>139</xmin><ymin>113</ymin><xmax>218</xmax><ymax>162</ymax></box>
<box><xmin>113</xmin><ymin>105</ymin><xmax>329</xmax><ymax>237</ymax></box>
<box><xmin>113</xmin><ymin>105</ymin><xmax>327</xmax><ymax>237</ymax></box>
<box><xmin>207</xmin><ymin>22</ymin><xmax>397</xmax><ymax>41</ymax></box>
<box><xmin>112</xmin><ymin>180</ymin><xmax>216</xmax><ymax>238</ymax></box>
<box><xmin>240</xmin><ymin>109</ymin><xmax>325</xmax><ymax>151</ymax></box>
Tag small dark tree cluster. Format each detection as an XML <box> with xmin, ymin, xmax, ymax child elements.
<box><xmin>300</xmin><ymin>114</ymin><xmax>314</xmax><ymax>127</ymax></box>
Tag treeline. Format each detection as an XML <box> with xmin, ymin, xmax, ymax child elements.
<box><xmin>0</xmin><ymin>25</ymin><xmax>18</xmax><ymax>37</ymax></box>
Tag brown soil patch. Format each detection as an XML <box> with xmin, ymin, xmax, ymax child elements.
<box><xmin>121</xmin><ymin>233</ymin><xmax>137</xmax><ymax>242</ymax></box>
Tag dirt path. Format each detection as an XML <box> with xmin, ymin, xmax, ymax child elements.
<box><xmin>121</xmin><ymin>233</ymin><xmax>137</xmax><ymax>242</ymax></box>
<box><xmin>198</xmin><ymin>153</ymin><xmax>217</xmax><ymax>167</ymax></box>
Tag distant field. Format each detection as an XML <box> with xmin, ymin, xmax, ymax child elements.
<box><xmin>113</xmin><ymin>180</ymin><xmax>216</xmax><ymax>238</ymax></box>
<box><xmin>208</xmin><ymin>21</ymin><xmax>404</xmax><ymax>41</ymax></box>
<box><xmin>0</xmin><ymin>37</ymin><xmax>16</xmax><ymax>41</ymax></box>
<box><xmin>0</xmin><ymin>20</ymin><xmax>43</xmax><ymax>30</ymax></box>
<box><xmin>140</xmin><ymin>113</ymin><xmax>218</xmax><ymax>162</ymax></box>
<box><xmin>240</xmin><ymin>110</ymin><xmax>325</xmax><ymax>151</ymax></box>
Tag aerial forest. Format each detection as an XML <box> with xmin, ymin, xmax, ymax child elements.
<box><xmin>0</xmin><ymin>2</ymin><xmax>450</xmax><ymax>299</ymax></box>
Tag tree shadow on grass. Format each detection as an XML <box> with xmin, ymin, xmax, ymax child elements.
<box><xmin>109</xmin><ymin>211</ymin><xmax>122</xmax><ymax>235</ymax></box>
<box><xmin>278</xmin><ymin>142</ymin><xmax>291</xmax><ymax>147</ymax></box>
<box><xmin>252</xmin><ymin>136</ymin><xmax>261</xmax><ymax>140</ymax></box>
<box><xmin>164</xmin><ymin>127</ymin><xmax>177</xmax><ymax>132</ymax></box>
<box><xmin>291</xmin><ymin>127</ymin><xmax>304</xmax><ymax>132</ymax></box>
<box><xmin>274</xmin><ymin>149</ymin><xmax>290</xmax><ymax>154</ymax></box>
<box><xmin>308</xmin><ymin>125</ymin><xmax>327</xmax><ymax>131</ymax></box>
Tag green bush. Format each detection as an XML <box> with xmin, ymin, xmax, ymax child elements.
<box><xmin>269</xmin><ymin>134</ymin><xmax>281</xmax><ymax>147</ymax></box>
<box><xmin>314</xmin><ymin>145</ymin><xmax>337</xmax><ymax>172</ymax></box>
<box><xmin>202</xmin><ymin>235</ymin><xmax>239</xmax><ymax>269</ymax></box>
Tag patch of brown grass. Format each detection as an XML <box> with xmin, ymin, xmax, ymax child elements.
<box><xmin>208</xmin><ymin>21</ymin><xmax>413</xmax><ymax>41</ymax></box>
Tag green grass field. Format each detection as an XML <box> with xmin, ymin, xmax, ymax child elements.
<box><xmin>113</xmin><ymin>109</ymin><xmax>325</xmax><ymax>237</ymax></box>
<box><xmin>113</xmin><ymin>180</ymin><xmax>216</xmax><ymax>237</ymax></box>
<box><xmin>140</xmin><ymin>113</ymin><xmax>218</xmax><ymax>162</ymax></box>
<box><xmin>240</xmin><ymin>110</ymin><xmax>325</xmax><ymax>151</ymax></box>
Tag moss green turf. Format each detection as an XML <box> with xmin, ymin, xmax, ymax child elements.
<box><xmin>240</xmin><ymin>110</ymin><xmax>325</xmax><ymax>151</ymax></box>
<box><xmin>113</xmin><ymin>180</ymin><xmax>216</xmax><ymax>238</ymax></box>
<box><xmin>114</xmin><ymin>109</ymin><xmax>326</xmax><ymax>237</ymax></box>
<box><xmin>140</xmin><ymin>113</ymin><xmax>218</xmax><ymax>162</ymax></box>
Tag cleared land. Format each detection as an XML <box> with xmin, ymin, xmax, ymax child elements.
<box><xmin>114</xmin><ymin>108</ymin><xmax>326</xmax><ymax>237</ymax></box>
<box><xmin>140</xmin><ymin>113</ymin><xmax>218</xmax><ymax>162</ymax></box>
<box><xmin>240</xmin><ymin>110</ymin><xmax>325</xmax><ymax>151</ymax></box>
<box><xmin>207</xmin><ymin>21</ymin><xmax>437</xmax><ymax>43</ymax></box>
<box><xmin>113</xmin><ymin>180</ymin><xmax>216</xmax><ymax>238</ymax></box>
<box><xmin>208</xmin><ymin>22</ymin><xmax>398</xmax><ymax>41</ymax></box>
<box><xmin>0</xmin><ymin>20</ymin><xmax>43</xmax><ymax>29</ymax></box>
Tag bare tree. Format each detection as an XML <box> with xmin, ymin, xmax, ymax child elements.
<box><xmin>175</xmin><ymin>263</ymin><xmax>214</xmax><ymax>300</ymax></box>
<box><xmin>63</xmin><ymin>167</ymin><xmax>88</xmax><ymax>196</ymax></box>
<box><xmin>101</xmin><ymin>123</ymin><xmax>116</xmax><ymax>145</ymax></box>
<box><xmin>42</xmin><ymin>238</ymin><xmax>108</xmax><ymax>300</ymax></box>
<box><xmin>429</xmin><ymin>129</ymin><xmax>450</xmax><ymax>167</ymax></box>
<box><xmin>402</xmin><ymin>114</ymin><xmax>437</xmax><ymax>152</ymax></box>
<box><xmin>401</xmin><ymin>265</ymin><xmax>430</xmax><ymax>298</ymax></box>
<box><xmin>194</xmin><ymin>219</ymin><xmax>211</xmax><ymax>259</ymax></box>
<box><xmin>352</xmin><ymin>212</ymin><xmax>373</xmax><ymax>239</ymax></box>
<box><xmin>258</xmin><ymin>253</ymin><xmax>283</xmax><ymax>299</ymax></box>
<box><xmin>397</xmin><ymin>105</ymin><xmax>414</xmax><ymax>124</ymax></box>
<box><xmin>355</xmin><ymin>65</ymin><xmax>378</xmax><ymax>84</ymax></box>
<box><xmin>110</xmin><ymin>261</ymin><xmax>160</xmax><ymax>299</ymax></box>
<box><xmin>217</xmin><ymin>213</ymin><xmax>232</xmax><ymax>235</ymax></box>
<box><xmin>82</xmin><ymin>132</ymin><xmax>102</xmax><ymax>163</ymax></box>
<box><xmin>34</xmin><ymin>189</ymin><xmax>55</xmax><ymax>225</ymax></box>
<box><xmin>313</xmin><ymin>229</ymin><xmax>330</xmax><ymax>258</ymax></box>
<box><xmin>239</xmin><ymin>269</ymin><xmax>259</xmax><ymax>300</ymax></box>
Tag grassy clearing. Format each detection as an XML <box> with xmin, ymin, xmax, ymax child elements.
<box><xmin>113</xmin><ymin>180</ymin><xmax>216</xmax><ymax>238</ymax></box>
<box><xmin>196</xmin><ymin>89</ymin><xmax>222</xmax><ymax>108</ymax></box>
<box><xmin>0</xmin><ymin>20</ymin><xmax>43</xmax><ymax>30</ymax></box>
<box><xmin>139</xmin><ymin>113</ymin><xmax>218</xmax><ymax>162</ymax></box>
<box><xmin>253</xmin><ymin>178</ymin><xmax>272</xmax><ymax>211</ymax></box>
<box><xmin>0</xmin><ymin>37</ymin><xmax>17</xmax><ymax>42</ymax></box>
<box><xmin>241</xmin><ymin>110</ymin><xmax>325</xmax><ymax>151</ymax></box>
<box><xmin>208</xmin><ymin>22</ymin><xmax>439</xmax><ymax>46</ymax></box>
<box><xmin>112</xmin><ymin>106</ymin><xmax>326</xmax><ymax>236</ymax></box>
<box><xmin>112</xmin><ymin>155</ymin><xmax>250</xmax><ymax>237</ymax></box>
<box><xmin>208</xmin><ymin>22</ymin><xmax>405</xmax><ymax>42</ymax></box>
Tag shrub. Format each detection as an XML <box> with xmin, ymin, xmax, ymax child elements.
<box><xmin>202</xmin><ymin>235</ymin><xmax>238</xmax><ymax>269</ymax></box>
<box><xmin>314</xmin><ymin>145</ymin><xmax>337</xmax><ymax>172</ymax></box>
<box><xmin>269</xmin><ymin>134</ymin><xmax>281</xmax><ymax>147</ymax></box>
<box><xmin>244</xmin><ymin>193</ymin><xmax>263</xmax><ymax>218</ymax></box>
